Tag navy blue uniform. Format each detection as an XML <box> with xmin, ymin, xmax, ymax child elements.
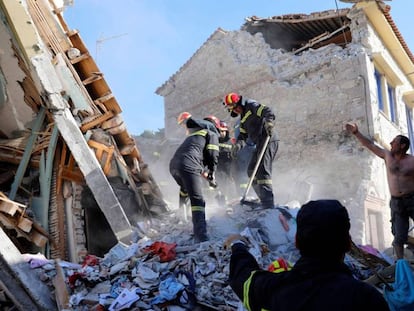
<box><xmin>229</xmin><ymin>243</ymin><xmax>390</xmax><ymax>311</ymax></box>
<box><xmin>169</xmin><ymin>127</ymin><xmax>219</xmax><ymax>242</ymax></box>
<box><xmin>216</xmin><ymin>133</ymin><xmax>237</xmax><ymax>201</ymax></box>
<box><xmin>237</xmin><ymin>99</ymin><xmax>278</xmax><ymax>208</ymax></box>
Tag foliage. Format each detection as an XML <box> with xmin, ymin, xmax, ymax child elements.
<box><xmin>136</xmin><ymin>128</ymin><xmax>165</xmax><ymax>139</ymax></box>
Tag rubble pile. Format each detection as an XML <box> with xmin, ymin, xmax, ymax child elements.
<box><xmin>24</xmin><ymin>202</ymin><xmax>393</xmax><ymax>310</ymax></box>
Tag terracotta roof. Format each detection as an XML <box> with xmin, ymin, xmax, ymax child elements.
<box><xmin>381</xmin><ymin>4</ymin><xmax>414</xmax><ymax>65</ymax></box>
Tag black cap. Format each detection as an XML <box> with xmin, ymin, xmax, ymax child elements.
<box><xmin>296</xmin><ymin>200</ymin><xmax>351</xmax><ymax>258</ymax></box>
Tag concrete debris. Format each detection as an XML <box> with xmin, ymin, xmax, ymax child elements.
<box><xmin>26</xmin><ymin>201</ymin><xmax>393</xmax><ymax>310</ymax></box>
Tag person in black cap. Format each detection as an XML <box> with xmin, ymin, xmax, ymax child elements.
<box><xmin>224</xmin><ymin>199</ymin><xmax>390</xmax><ymax>311</ymax></box>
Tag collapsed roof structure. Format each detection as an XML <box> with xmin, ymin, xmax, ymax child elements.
<box><xmin>0</xmin><ymin>0</ymin><xmax>166</xmax><ymax>308</ymax></box>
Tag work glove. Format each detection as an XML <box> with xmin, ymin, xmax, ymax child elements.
<box><xmin>264</xmin><ymin>121</ymin><xmax>274</xmax><ymax>137</ymax></box>
<box><xmin>207</xmin><ymin>171</ymin><xmax>217</xmax><ymax>188</ymax></box>
<box><xmin>231</xmin><ymin>141</ymin><xmax>244</xmax><ymax>159</ymax></box>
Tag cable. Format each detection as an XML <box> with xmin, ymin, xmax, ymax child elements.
<box><xmin>334</xmin><ymin>0</ymin><xmax>350</xmax><ymax>46</ymax></box>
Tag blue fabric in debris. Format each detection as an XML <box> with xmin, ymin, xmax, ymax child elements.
<box><xmin>151</xmin><ymin>274</ymin><xmax>184</xmax><ymax>305</ymax></box>
<box><xmin>384</xmin><ymin>259</ymin><xmax>414</xmax><ymax>311</ymax></box>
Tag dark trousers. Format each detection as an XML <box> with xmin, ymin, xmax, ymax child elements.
<box><xmin>390</xmin><ymin>193</ymin><xmax>414</xmax><ymax>246</ymax></box>
<box><xmin>247</xmin><ymin>139</ymin><xmax>278</xmax><ymax>208</ymax></box>
<box><xmin>170</xmin><ymin>168</ymin><xmax>208</xmax><ymax>242</ymax></box>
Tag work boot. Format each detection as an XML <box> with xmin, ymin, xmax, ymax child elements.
<box><xmin>394</xmin><ymin>244</ymin><xmax>405</xmax><ymax>260</ymax></box>
<box><xmin>192</xmin><ymin>211</ymin><xmax>208</xmax><ymax>242</ymax></box>
<box><xmin>261</xmin><ymin>203</ymin><xmax>275</xmax><ymax>209</ymax></box>
<box><xmin>240</xmin><ymin>197</ymin><xmax>261</xmax><ymax>208</ymax></box>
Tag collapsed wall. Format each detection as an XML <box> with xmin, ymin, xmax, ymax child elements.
<box><xmin>157</xmin><ymin>6</ymin><xmax>397</xmax><ymax>249</ymax></box>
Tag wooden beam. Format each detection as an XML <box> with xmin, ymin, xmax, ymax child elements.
<box><xmin>53</xmin><ymin>108</ymin><xmax>133</xmax><ymax>245</ymax></box>
<box><xmin>9</xmin><ymin>107</ymin><xmax>46</xmax><ymax>200</ymax></box>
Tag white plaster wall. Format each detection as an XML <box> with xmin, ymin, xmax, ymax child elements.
<box><xmin>0</xmin><ymin>12</ymin><xmax>34</xmax><ymax>137</ymax></box>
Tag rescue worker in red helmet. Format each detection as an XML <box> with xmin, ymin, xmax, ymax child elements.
<box><xmin>170</xmin><ymin>115</ymin><xmax>219</xmax><ymax>242</ymax></box>
<box><xmin>223</xmin><ymin>92</ymin><xmax>278</xmax><ymax>209</ymax></box>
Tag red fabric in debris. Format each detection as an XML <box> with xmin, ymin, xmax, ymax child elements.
<box><xmin>82</xmin><ymin>254</ymin><xmax>99</xmax><ymax>267</ymax></box>
<box><xmin>68</xmin><ymin>272</ymin><xmax>85</xmax><ymax>289</ymax></box>
<box><xmin>145</xmin><ymin>241</ymin><xmax>177</xmax><ymax>262</ymax></box>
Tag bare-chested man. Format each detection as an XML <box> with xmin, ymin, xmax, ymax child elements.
<box><xmin>346</xmin><ymin>122</ymin><xmax>414</xmax><ymax>259</ymax></box>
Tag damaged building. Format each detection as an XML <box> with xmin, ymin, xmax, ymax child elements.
<box><xmin>0</xmin><ymin>0</ymin><xmax>168</xmax><ymax>308</ymax></box>
<box><xmin>156</xmin><ymin>1</ymin><xmax>414</xmax><ymax>253</ymax></box>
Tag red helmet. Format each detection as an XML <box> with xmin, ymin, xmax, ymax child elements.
<box><xmin>204</xmin><ymin>115</ymin><xmax>221</xmax><ymax>129</ymax></box>
<box><xmin>223</xmin><ymin>92</ymin><xmax>241</xmax><ymax>110</ymax></box>
<box><xmin>219</xmin><ymin>121</ymin><xmax>228</xmax><ymax>131</ymax></box>
<box><xmin>177</xmin><ymin>112</ymin><xmax>191</xmax><ymax>125</ymax></box>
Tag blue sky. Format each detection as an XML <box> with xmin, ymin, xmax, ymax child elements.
<box><xmin>64</xmin><ymin>0</ymin><xmax>414</xmax><ymax>135</ymax></box>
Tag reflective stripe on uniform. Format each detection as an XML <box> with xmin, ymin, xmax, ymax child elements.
<box><xmin>219</xmin><ymin>143</ymin><xmax>232</xmax><ymax>150</ymax></box>
<box><xmin>243</xmin><ymin>271</ymin><xmax>256</xmax><ymax>311</ymax></box>
<box><xmin>241</xmin><ymin>110</ymin><xmax>252</xmax><ymax>124</ymax></box>
<box><xmin>257</xmin><ymin>104</ymin><xmax>265</xmax><ymax>117</ymax></box>
<box><xmin>190</xmin><ymin>129</ymin><xmax>208</xmax><ymax>137</ymax></box>
<box><xmin>191</xmin><ymin>205</ymin><xmax>205</xmax><ymax>212</ymax></box>
<box><xmin>243</xmin><ymin>270</ymin><xmax>271</xmax><ymax>311</ymax></box>
<box><xmin>207</xmin><ymin>144</ymin><xmax>219</xmax><ymax>151</ymax></box>
<box><xmin>256</xmin><ymin>179</ymin><xmax>273</xmax><ymax>185</ymax></box>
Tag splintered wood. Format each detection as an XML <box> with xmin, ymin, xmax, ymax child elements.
<box><xmin>0</xmin><ymin>191</ymin><xmax>26</xmax><ymax>217</ymax></box>
<box><xmin>0</xmin><ymin>192</ymin><xmax>49</xmax><ymax>247</ymax></box>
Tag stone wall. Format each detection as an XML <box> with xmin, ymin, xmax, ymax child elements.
<box><xmin>157</xmin><ymin>6</ymin><xmax>413</xmax><ymax>250</ymax></box>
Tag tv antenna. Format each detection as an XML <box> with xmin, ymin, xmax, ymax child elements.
<box><xmin>95</xmin><ymin>33</ymin><xmax>128</xmax><ymax>63</ymax></box>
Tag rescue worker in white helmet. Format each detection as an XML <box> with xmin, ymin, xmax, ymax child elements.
<box><xmin>177</xmin><ymin>112</ymin><xmax>219</xmax><ymax>135</ymax></box>
<box><xmin>223</xmin><ymin>92</ymin><xmax>278</xmax><ymax>209</ymax></box>
<box><xmin>170</xmin><ymin>113</ymin><xmax>219</xmax><ymax>242</ymax></box>
<box><xmin>175</xmin><ymin>112</ymin><xmax>220</xmax><ymax>218</ymax></box>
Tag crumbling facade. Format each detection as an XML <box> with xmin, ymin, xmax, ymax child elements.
<box><xmin>0</xmin><ymin>0</ymin><xmax>167</xmax><ymax>306</ymax></box>
<box><xmin>157</xmin><ymin>2</ymin><xmax>414</xmax><ymax>251</ymax></box>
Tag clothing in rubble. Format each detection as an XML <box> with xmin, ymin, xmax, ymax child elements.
<box><xmin>223</xmin><ymin>93</ymin><xmax>278</xmax><ymax>208</ymax></box>
<box><xmin>169</xmin><ymin>124</ymin><xmax>219</xmax><ymax>242</ymax></box>
<box><xmin>226</xmin><ymin>200</ymin><xmax>390</xmax><ymax>311</ymax></box>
